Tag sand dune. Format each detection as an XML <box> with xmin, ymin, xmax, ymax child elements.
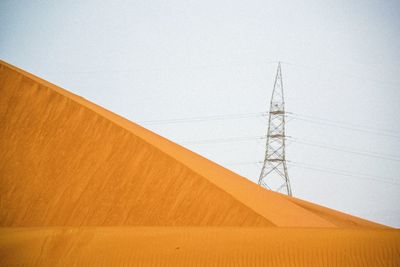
<box><xmin>1</xmin><ymin>227</ymin><xmax>399</xmax><ymax>266</ymax></box>
<box><xmin>0</xmin><ymin>60</ymin><xmax>399</xmax><ymax>266</ymax></box>
<box><xmin>0</xmin><ymin>60</ymin><xmax>386</xmax><ymax>228</ymax></box>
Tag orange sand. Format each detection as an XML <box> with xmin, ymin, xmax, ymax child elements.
<box><xmin>1</xmin><ymin>227</ymin><xmax>399</xmax><ymax>266</ymax></box>
<box><xmin>0</xmin><ymin>60</ymin><xmax>399</xmax><ymax>266</ymax></box>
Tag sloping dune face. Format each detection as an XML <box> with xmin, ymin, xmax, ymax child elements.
<box><xmin>0</xmin><ymin>62</ymin><xmax>274</xmax><ymax>227</ymax></box>
<box><xmin>0</xmin><ymin>60</ymin><xmax>387</xmax><ymax>228</ymax></box>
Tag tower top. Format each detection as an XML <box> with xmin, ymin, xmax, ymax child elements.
<box><xmin>270</xmin><ymin>62</ymin><xmax>285</xmax><ymax>113</ymax></box>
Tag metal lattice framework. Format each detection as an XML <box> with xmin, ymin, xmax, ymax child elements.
<box><xmin>258</xmin><ymin>62</ymin><xmax>292</xmax><ymax>196</ymax></box>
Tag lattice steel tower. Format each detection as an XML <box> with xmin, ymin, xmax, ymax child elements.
<box><xmin>258</xmin><ymin>62</ymin><xmax>292</xmax><ymax>196</ymax></box>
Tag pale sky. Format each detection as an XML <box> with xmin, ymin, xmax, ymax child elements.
<box><xmin>1</xmin><ymin>0</ymin><xmax>399</xmax><ymax>227</ymax></box>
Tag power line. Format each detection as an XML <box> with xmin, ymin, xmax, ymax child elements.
<box><xmin>220</xmin><ymin>160</ymin><xmax>400</xmax><ymax>185</ymax></box>
<box><xmin>288</xmin><ymin>161</ymin><xmax>399</xmax><ymax>185</ymax></box>
<box><xmin>178</xmin><ymin>133</ymin><xmax>400</xmax><ymax>163</ymax></box>
<box><xmin>222</xmin><ymin>161</ymin><xmax>263</xmax><ymax>166</ymax></box>
<box><xmin>138</xmin><ymin>111</ymin><xmax>267</xmax><ymax>125</ymax></box>
<box><xmin>288</xmin><ymin>113</ymin><xmax>400</xmax><ymax>139</ymax></box>
<box><xmin>180</xmin><ymin>135</ymin><xmax>266</xmax><ymax>145</ymax></box>
<box><xmin>136</xmin><ymin>110</ymin><xmax>400</xmax><ymax>141</ymax></box>
<box><xmin>289</xmin><ymin>112</ymin><xmax>399</xmax><ymax>136</ymax></box>
<box><xmin>288</xmin><ymin>137</ymin><xmax>400</xmax><ymax>162</ymax></box>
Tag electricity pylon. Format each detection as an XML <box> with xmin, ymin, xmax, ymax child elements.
<box><xmin>258</xmin><ymin>62</ymin><xmax>292</xmax><ymax>196</ymax></box>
